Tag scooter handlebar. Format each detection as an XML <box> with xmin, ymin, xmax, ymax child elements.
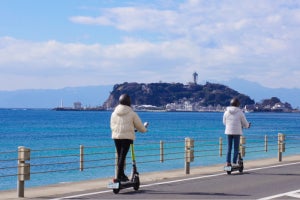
<box><xmin>144</xmin><ymin>122</ymin><xmax>149</xmax><ymax>128</ymax></box>
<box><xmin>134</xmin><ymin>122</ymin><xmax>149</xmax><ymax>132</ymax></box>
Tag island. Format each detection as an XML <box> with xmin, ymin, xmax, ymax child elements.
<box><xmin>54</xmin><ymin>81</ymin><xmax>297</xmax><ymax>113</ymax></box>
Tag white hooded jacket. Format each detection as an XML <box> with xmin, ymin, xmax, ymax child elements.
<box><xmin>111</xmin><ymin>104</ymin><xmax>147</xmax><ymax>140</ymax></box>
<box><xmin>223</xmin><ymin>106</ymin><xmax>250</xmax><ymax>135</ymax></box>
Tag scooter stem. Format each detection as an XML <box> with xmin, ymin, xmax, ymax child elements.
<box><xmin>130</xmin><ymin>143</ymin><xmax>138</xmax><ymax>175</ymax></box>
<box><xmin>131</xmin><ymin>143</ymin><xmax>135</xmax><ymax>161</ymax></box>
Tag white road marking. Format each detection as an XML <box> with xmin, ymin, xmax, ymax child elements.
<box><xmin>50</xmin><ymin>161</ymin><xmax>300</xmax><ymax>200</ymax></box>
<box><xmin>288</xmin><ymin>192</ymin><xmax>300</xmax><ymax>198</ymax></box>
<box><xmin>257</xmin><ymin>189</ymin><xmax>300</xmax><ymax>200</ymax></box>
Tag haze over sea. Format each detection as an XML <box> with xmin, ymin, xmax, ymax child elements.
<box><xmin>0</xmin><ymin>109</ymin><xmax>300</xmax><ymax>190</ymax></box>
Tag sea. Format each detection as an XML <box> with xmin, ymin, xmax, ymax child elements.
<box><xmin>0</xmin><ymin>109</ymin><xmax>300</xmax><ymax>191</ymax></box>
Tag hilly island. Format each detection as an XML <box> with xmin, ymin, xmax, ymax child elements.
<box><xmin>100</xmin><ymin>82</ymin><xmax>295</xmax><ymax>112</ymax></box>
<box><xmin>54</xmin><ymin>81</ymin><xmax>296</xmax><ymax>112</ymax></box>
<box><xmin>103</xmin><ymin>81</ymin><xmax>253</xmax><ymax>107</ymax></box>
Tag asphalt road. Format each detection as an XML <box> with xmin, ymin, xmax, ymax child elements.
<box><xmin>54</xmin><ymin>162</ymin><xmax>300</xmax><ymax>199</ymax></box>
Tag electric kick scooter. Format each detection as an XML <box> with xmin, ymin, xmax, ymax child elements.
<box><xmin>224</xmin><ymin>123</ymin><xmax>250</xmax><ymax>175</ymax></box>
<box><xmin>223</xmin><ymin>153</ymin><xmax>244</xmax><ymax>175</ymax></box>
<box><xmin>107</xmin><ymin>122</ymin><xmax>148</xmax><ymax>194</ymax></box>
<box><xmin>107</xmin><ymin>143</ymin><xmax>140</xmax><ymax>194</ymax></box>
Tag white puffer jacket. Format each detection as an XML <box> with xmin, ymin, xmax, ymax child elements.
<box><xmin>223</xmin><ymin>106</ymin><xmax>250</xmax><ymax>135</ymax></box>
<box><xmin>111</xmin><ymin>105</ymin><xmax>147</xmax><ymax>140</ymax></box>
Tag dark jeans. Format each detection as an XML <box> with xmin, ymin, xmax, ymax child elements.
<box><xmin>114</xmin><ymin>139</ymin><xmax>133</xmax><ymax>179</ymax></box>
<box><xmin>226</xmin><ymin>135</ymin><xmax>240</xmax><ymax>164</ymax></box>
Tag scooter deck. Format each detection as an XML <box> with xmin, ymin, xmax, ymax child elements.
<box><xmin>223</xmin><ymin>165</ymin><xmax>241</xmax><ymax>171</ymax></box>
<box><xmin>107</xmin><ymin>180</ymin><xmax>135</xmax><ymax>189</ymax></box>
<box><xmin>107</xmin><ymin>181</ymin><xmax>119</xmax><ymax>189</ymax></box>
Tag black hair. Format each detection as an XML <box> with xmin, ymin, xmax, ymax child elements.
<box><xmin>230</xmin><ymin>98</ymin><xmax>240</xmax><ymax>107</ymax></box>
<box><xmin>119</xmin><ymin>94</ymin><xmax>131</xmax><ymax>106</ymax></box>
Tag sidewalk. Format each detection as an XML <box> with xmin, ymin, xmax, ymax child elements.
<box><xmin>1</xmin><ymin>155</ymin><xmax>300</xmax><ymax>199</ymax></box>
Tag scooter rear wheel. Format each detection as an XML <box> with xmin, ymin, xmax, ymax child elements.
<box><xmin>113</xmin><ymin>189</ymin><xmax>120</xmax><ymax>194</ymax></box>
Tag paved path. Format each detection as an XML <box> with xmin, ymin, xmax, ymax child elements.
<box><xmin>53</xmin><ymin>161</ymin><xmax>300</xmax><ymax>199</ymax></box>
<box><xmin>1</xmin><ymin>155</ymin><xmax>300</xmax><ymax>199</ymax></box>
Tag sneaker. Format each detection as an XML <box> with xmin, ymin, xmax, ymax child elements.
<box><xmin>120</xmin><ymin>175</ymin><xmax>129</xmax><ymax>182</ymax></box>
<box><xmin>232</xmin><ymin>163</ymin><xmax>239</xmax><ymax>167</ymax></box>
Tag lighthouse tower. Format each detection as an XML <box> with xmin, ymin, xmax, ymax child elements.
<box><xmin>193</xmin><ymin>72</ymin><xmax>198</xmax><ymax>85</ymax></box>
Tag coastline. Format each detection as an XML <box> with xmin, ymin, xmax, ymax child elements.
<box><xmin>52</xmin><ymin>106</ymin><xmax>300</xmax><ymax>113</ymax></box>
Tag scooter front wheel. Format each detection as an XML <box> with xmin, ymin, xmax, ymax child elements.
<box><xmin>239</xmin><ymin>166</ymin><xmax>244</xmax><ymax>173</ymax></box>
<box><xmin>133</xmin><ymin>176</ymin><xmax>140</xmax><ymax>191</ymax></box>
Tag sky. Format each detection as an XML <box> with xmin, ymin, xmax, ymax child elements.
<box><xmin>0</xmin><ymin>0</ymin><xmax>300</xmax><ymax>91</ymax></box>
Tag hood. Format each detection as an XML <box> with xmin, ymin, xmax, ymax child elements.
<box><xmin>226</xmin><ymin>106</ymin><xmax>241</xmax><ymax>114</ymax></box>
<box><xmin>114</xmin><ymin>104</ymin><xmax>132</xmax><ymax>116</ymax></box>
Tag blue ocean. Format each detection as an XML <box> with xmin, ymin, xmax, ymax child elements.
<box><xmin>0</xmin><ymin>109</ymin><xmax>300</xmax><ymax>191</ymax></box>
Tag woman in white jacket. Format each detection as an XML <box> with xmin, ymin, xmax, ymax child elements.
<box><xmin>110</xmin><ymin>94</ymin><xmax>147</xmax><ymax>181</ymax></box>
<box><xmin>223</xmin><ymin>98</ymin><xmax>250</xmax><ymax>167</ymax></box>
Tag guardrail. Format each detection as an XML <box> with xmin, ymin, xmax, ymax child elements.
<box><xmin>0</xmin><ymin>133</ymin><xmax>299</xmax><ymax>198</ymax></box>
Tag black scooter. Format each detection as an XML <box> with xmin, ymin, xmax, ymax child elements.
<box><xmin>107</xmin><ymin>143</ymin><xmax>140</xmax><ymax>194</ymax></box>
<box><xmin>107</xmin><ymin>122</ymin><xmax>148</xmax><ymax>194</ymax></box>
<box><xmin>223</xmin><ymin>153</ymin><xmax>244</xmax><ymax>174</ymax></box>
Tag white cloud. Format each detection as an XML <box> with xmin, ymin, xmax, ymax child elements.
<box><xmin>1</xmin><ymin>0</ymin><xmax>300</xmax><ymax>90</ymax></box>
<box><xmin>70</xmin><ymin>16</ymin><xmax>113</xmax><ymax>26</ymax></box>
<box><xmin>71</xmin><ymin>7</ymin><xmax>179</xmax><ymax>33</ymax></box>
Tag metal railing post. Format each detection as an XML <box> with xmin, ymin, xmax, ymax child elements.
<box><xmin>160</xmin><ymin>140</ymin><xmax>164</xmax><ymax>162</ymax></box>
<box><xmin>80</xmin><ymin>145</ymin><xmax>84</xmax><ymax>171</ymax></box>
<box><xmin>240</xmin><ymin>136</ymin><xmax>246</xmax><ymax>157</ymax></box>
<box><xmin>278</xmin><ymin>133</ymin><xmax>282</xmax><ymax>162</ymax></box>
<box><xmin>18</xmin><ymin>146</ymin><xmax>30</xmax><ymax>198</ymax></box>
<box><xmin>185</xmin><ymin>137</ymin><xmax>194</xmax><ymax>174</ymax></box>
<box><xmin>219</xmin><ymin>137</ymin><xmax>222</xmax><ymax>157</ymax></box>
<box><xmin>264</xmin><ymin>135</ymin><xmax>268</xmax><ymax>152</ymax></box>
<box><xmin>278</xmin><ymin>133</ymin><xmax>285</xmax><ymax>162</ymax></box>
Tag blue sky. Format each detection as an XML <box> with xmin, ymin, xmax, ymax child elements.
<box><xmin>1</xmin><ymin>0</ymin><xmax>300</xmax><ymax>91</ymax></box>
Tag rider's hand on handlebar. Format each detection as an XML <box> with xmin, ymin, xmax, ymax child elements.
<box><xmin>144</xmin><ymin>122</ymin><xmax>149</xmax><ymax>128</ymax></box>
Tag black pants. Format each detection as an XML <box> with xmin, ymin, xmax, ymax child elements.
<box><xmin>114</xmin><ymin>139</ymin><xmax>133</xmax><ymax>179</ymax></box>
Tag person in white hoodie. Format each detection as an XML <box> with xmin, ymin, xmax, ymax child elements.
<box><xmin>110</xmin><ymin>94</ymin><xmax>148</xmax><ymax>181</ymax></box>
<box><xmin>223</xmin><ymin>98</ymin><xmax>251</xmax><ymax>167</ymax></box>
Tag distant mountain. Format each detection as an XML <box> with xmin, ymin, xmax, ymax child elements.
<box><xmin>102</xmin><ymin>82</ymin><xmax>255</xmax><ymax>108</ymax></box>
<box><xmin>220</xmin><ymin>79</ymin><xmax>300</xmax><ymax>108</ymax></box>
<box><xmin>0</xmin><ymin>85</ymin><xmax>113</xmax><ymax>108</ymax></box>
